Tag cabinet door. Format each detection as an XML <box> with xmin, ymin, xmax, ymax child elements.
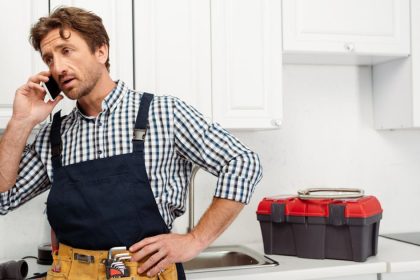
<box><xmin>283</xmin><ymin>0</ymin><xmax>410</xmax><ymax>60</ymax></box>
<box><xmin>0</xmin><ymin>0</ymin><xmax>48</xmax><ymax>128</ymax></box>
<box><xmin>382</xmin><ymin>271</ymin><xmax>420</xmax><ymax>280</ymax></box>
<box><xmin>50</xmin><ymin>0</ymin><xmax>133</xmax><ymax>114</ymax></box>
<box><xmin>373</xmin><ymin>0</ymin><xmax>420</xmax><ymax>129</ymax></box>
<box><xmin>211</xmin><ymin>0</ymin><xmax>282</xmax><ymax>129</ymax></box>
<box><xmin>134</xmin><ymin>0</ymin><xmax>212</xmax><ymax>119</ymax></box>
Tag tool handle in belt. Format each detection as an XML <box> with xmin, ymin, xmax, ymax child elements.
<box><xmin>104</xmin><ymin>259</ymin><xmax>129</xmax><ymax>279</ymax></box>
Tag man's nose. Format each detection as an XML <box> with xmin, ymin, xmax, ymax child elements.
<box><xmin>52</xmin><ymin>56</ymin><xmax>67</xmax><ymax>77</ymax></box>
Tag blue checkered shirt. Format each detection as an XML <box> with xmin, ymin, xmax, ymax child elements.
<box><xmin>0</xmin><ymin>81</ymin><xmax>262</xmax><ymax>227</ymax></box>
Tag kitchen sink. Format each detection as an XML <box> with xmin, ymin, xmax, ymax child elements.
<box><xmin>184</xmin><ymin>245</ymin><xmax>278</xmax><ymax>273</ymax></box>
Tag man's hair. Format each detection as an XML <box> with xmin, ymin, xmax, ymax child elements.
<box><xmin>29</xmin><ymin>6</ymin><xmax>110</xmax><ymax>71</ymax></box>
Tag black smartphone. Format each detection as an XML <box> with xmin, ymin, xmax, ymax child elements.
<box><xmin>41</xmin><ymin>77</ymin><xmax>61</xmax><ymax>100</ymax></box>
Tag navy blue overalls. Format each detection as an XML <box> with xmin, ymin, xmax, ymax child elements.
<box><xmin>46</xmin><ymin>93</ymin><xmax>186</xmax><ymax>279</ymax></box>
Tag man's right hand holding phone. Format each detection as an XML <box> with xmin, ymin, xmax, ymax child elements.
<box><xmin>0</xmin><ymin>71</ymin><xmax>63</xmax><ymax>192</ymax></box>
<box><xmin>12</xmin><ymin>71</ymin><xmax>63</xmax><ymax>128</ymax></box>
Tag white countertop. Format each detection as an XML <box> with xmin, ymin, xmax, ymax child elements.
<box><xmin>2</xmin><ymin>237</ymin><xmax>419</xmax><ymax>280</ymax></box>
<box><xmin>374</xmin><ymin>237</ymin><xmax>420</xmax><ymax>273</ymax></box>
<box><xmin>187</xmin><ymin>237</ymin><xmax>420</xmax><ymax>280</ymax></box>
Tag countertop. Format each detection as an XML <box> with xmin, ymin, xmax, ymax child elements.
<box><xmin>2</xmin><ymin>237</ymin><xmax>420</xmax><ymax>280</ymax></box>
<box><xmin>188</xmin><ymin>237</ymin><xmax>420</xmax><ymax>280</ymax></box>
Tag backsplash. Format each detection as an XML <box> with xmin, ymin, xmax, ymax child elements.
<box><xmin>2</xmin><ymin>64</ymin><xmax>420</xmax><ymax>259</ymax></box>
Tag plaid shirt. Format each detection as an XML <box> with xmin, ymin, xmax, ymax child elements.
<box><xmin>0</xmin><ymin>81</ymin><xmax>262</xmax><ymax>227</ymax></box>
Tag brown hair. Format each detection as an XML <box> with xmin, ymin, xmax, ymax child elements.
<box><xmin>30</xmin><ymin>6</ymin><xmax>110</xmax><ymax>71</ymax></box>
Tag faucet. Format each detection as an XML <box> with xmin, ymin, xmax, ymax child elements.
<box><xmin>187</xmin><ymin>165</ymin><xmax>201</xmax><ymax>233</ymax></box>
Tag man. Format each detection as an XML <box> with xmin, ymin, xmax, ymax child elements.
<box><xmin>0</xmin><ymin>7</ymin><xmax>262</xmax><ymax>279</ymax></box>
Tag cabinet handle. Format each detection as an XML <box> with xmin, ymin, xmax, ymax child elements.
<box><xmin>344</xmin><ymin>42</ymin><xmax>355</xmax><ymax>52</ymax></box>
<box><xmin>271</xmin><ymin>119</ymin><xmax>281</xmax><ymax>127</ymax></box>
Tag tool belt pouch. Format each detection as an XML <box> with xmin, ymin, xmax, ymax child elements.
<box><xmin>156</xmin><ymin>264</ymin><xmax>177</xmax><ymax>280</ymax></box>
<box><xmin>107</xmin><ymin>262</ymin><xmax>177</xmax><ymax>280</ymax></box>
<box><xmin>47</xmin><ymin>253</ymin><xmax>71</xmax><ymax>279</ymax></box>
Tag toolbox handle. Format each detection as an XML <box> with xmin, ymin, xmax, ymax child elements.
<box><xmin>297</xmin><ymin>188</ymin><xmax>364</xmax><ymax>200</ymax></box>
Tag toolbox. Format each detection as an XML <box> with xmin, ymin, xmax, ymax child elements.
<box><xmin>256</xmin><ymin>188</ymin><xmax>383</xmax><ymax>262</ymax></box>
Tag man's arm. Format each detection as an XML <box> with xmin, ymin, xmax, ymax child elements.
<box><xmin>0</xmin><ymin>71</ymin><xmax>62</xmax><ymax>192</ymax></box>
<box><xmin>129</xmin><ymin>97</ymin><xmax>262</xmax><ymax>276</ymax></box>
<box><xmin>0</xmin><ymin>120</ymin><xmax>35</xmax><ymax>191</ymax></box>
<box><xmin>130</xmin><ymin>198</ymin><xmax>244</xmax><ymax>277</ymax></box>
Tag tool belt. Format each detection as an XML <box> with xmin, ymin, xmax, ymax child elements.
<box><xmin>46</xmin><ymin>243</ymin><xmax>178</xmax><ymax>280</ymax></box>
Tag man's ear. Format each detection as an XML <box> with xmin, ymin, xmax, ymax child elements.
<box><xmin>95</xmin><ymin>44</ymin><xmax>109</xmax><ymax>65</ymax></box>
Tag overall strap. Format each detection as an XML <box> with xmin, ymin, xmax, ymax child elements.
<box><xmin>50</xmin><ymin>110</ymin><xmax>63</xmax><ymax>169</ymax></box>
<box><xmin>133</xmin><ymin>93</ymin><xmax>154</xmax><ymax>152</ymax></box>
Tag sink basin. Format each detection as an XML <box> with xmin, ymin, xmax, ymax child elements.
<box><xmin>184</xmin><ymin>245</ymin><xmax>278</xmax><ymax>273</ymax></box>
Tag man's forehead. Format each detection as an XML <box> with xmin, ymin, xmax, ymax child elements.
<box><xmin>40</xmin><ymin>29</ymin><xmax>71</xmax><ymax>53</ymax></box>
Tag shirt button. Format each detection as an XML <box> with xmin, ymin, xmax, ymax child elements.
<box><xmin>98</xmin><ymin>150</ymin><xmax>102</xmax><ymax>155</ymax></box>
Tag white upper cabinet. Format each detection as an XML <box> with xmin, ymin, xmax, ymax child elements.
<box><xmin>0</xmin><ymin>1</ymin><xmax>48</xmax><ymax>129</ymax></box>
<box><xmin>133</xmin><ymin>0</ymin><xmax>212</xmax><ymax>119</ymax></box>
<box><xmin>373</xmin><ymin>0</ymin><xmax>420</xmax><ymax>129</ymax></box>
<box><xmin>50</xmin><ymin>0</ymin><xmax>133</xmax><ymax>115</ymax></box>
<box><xmin>282</xmin><ymin>0</ymin><xmax>410</xmax><ymax>65</ymax></box>
<box><xmin>211</xmin><ymin>0</ymin><xmax>282</xmax><ymax>129</ymax></box>
<box><xmin>134</xmin><ymin>0</ymin><xmax>282</xmax><ymax>129</ymax></box>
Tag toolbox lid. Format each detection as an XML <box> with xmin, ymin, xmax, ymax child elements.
<box><xmin>256</xmin><ymin>195</ymin><xmax>382</xmax><ymax>219</ymax></box>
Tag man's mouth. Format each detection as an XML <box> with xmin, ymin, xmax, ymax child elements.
<box><xmin>61</xmin><ymin>77</ymin><xmax>76</xmax><ymax>89</ymax></box>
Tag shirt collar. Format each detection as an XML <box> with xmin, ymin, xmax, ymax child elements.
<box><xmin>74</xmin><ymin>80</ymin><xmax>128</xmax><ymax>119</ymax></box>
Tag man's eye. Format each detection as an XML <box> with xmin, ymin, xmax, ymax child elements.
<box><xmin>45</xmin><ymin>58</ymin><xmax>53</xmax><ymax>65</ymax></box>
<box><xmin>63</xmin><ymin>48</ymin><xmax>71</xmax><ymax>55</ymax></box>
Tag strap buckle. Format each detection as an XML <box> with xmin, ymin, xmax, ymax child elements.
<box><xmin>74</xmin><ymin>253</ymin><xmax>95</xmax><ymax>264</ymax></box>
<box><xmin>133</xmin><ymin>129</ymin><xmax>146</xmax><ymax>140</ymax></box>
<box><xmin>51</xmin><ymin>144</ymin><xmax>62</xmax><ymax>158</ymax></box>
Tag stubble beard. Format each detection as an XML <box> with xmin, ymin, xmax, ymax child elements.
<box><xmin>64</xmin><ymin>67</ymin><xmax>103</xmax><ymax>100</ymax></box>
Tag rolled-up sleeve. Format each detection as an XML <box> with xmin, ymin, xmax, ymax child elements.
<box><xmin>0</xmin><ymin>142</ymin><xmax>50</xmax><ymax>215</ymax></box>
<box><xmin>173</xmin><ymin>97</ymin><xmax>262</xmax><ymax>204</ymax></box>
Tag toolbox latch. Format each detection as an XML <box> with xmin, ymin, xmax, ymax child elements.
<box><xmin>270</xmin><ymin>203</ymin><xmax>285</xmax><ymax>223</ymax></box>
<box><xmin>328</xmin><ymin>204</ymin><xmax>346</xmax><ymax>226</ymax></box>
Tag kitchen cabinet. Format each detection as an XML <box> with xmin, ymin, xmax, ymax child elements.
<box><xmin>134</xmin><ymin>0</ymin><xmax>282</xmax><ymax>129</ymax></box>
<box><xmin>282</xmin><ymin>0</ymin><xmax>410</xmax><ymax>65</ymax></box>
<box><xmin>50</xmin><ymin>0</ymin><xmax>133</xmax><ymax>115</ymax></box>
<box><xmin>133</xmin><ymin>0</ymin><xmax>212</xmax><ymax>120</ymax></box>
<box><xmin>0</xmin><ymin>0</ymin><xmax>48</xmax><ymax>129</ymax></box>
<box><xmin>211</xmin><ymin>0</ymin><xmax>282</xmax><ymax>129</ymax></box>
<box><xmin>373</xmin><ymin>0</ymin><xmax>420</xmax><ymax>129</ymax></box>
<box><xmin>382</xmin><ymin>272</ymin><xmax>420</xmax><ymax>280</ymax></box>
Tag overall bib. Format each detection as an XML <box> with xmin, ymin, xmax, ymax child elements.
<box><xmin>46</xmin><ymin>93</ymin><xmax>186</xmax><ymax>279</ymax></box>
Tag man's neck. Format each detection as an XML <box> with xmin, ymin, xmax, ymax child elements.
<box><xmin>77</xmin><ymin>75</ymin><xmax>116</xmax><ymax>117</ymax></box>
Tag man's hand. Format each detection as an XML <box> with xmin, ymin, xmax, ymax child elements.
<box><xmin>129</xmin><ymin>232</ymin><xmax>204</xmax><ymax>277</ymax></box>
<box><xmin>12</xmin><ymin>71</ymin><xmax>63</xmax><ymax>126</ymax></box>
<box><xmin>129</xmin><ymin>198</ymin><xmax>244</xmax><ymax>277</ymax></box>
<box><xmin>0</xmin><ymin>71</ymin><xmax>63</xmax><ymax>191</ymax></box>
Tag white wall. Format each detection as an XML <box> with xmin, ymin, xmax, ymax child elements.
<box><xmin>187</xmin><ymin>64</ymin><xmax>420</xmax><ymax>247</ymax></box>
<box><xmin>2</xmin><ymin>64</ymin><xmax>420</xmax><ymax>259</ymax></box>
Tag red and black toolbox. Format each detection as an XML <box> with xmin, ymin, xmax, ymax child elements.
<box><xmin>256</xmin><ymin>188</ymin><xmax>383</xmax><ymax>262</ymax></box>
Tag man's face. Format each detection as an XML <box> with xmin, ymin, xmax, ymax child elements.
<box><xmin>40</xmin><ymin>28</ymin><xmax>105</xmax><ymax>100</ymax></box>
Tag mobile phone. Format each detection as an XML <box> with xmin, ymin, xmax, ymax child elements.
<box><xmin>41</xmin><ymin>78</ymin><xmax>61</xmax><ymax>100</ymax></box>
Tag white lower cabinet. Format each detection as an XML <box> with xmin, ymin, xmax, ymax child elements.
<box><xmin>381</xmin><ymin>271</ymin><xmax>420</xmax><ymax>280</ymax></box>
<box><xmin>0</xmin><ymin>0</ymin><xmax>48</xmax><ymax>129</ymax></box>
<box><xmin>320</xmin><ymin>275</ymin><xmax>378</xmax><ymax>280</ymax></box>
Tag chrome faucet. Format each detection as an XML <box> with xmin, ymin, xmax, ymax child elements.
<box><xmin>187</xmin><ymin>165</ymin><xmax>201</xmax><ymax>233</ymax></box>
